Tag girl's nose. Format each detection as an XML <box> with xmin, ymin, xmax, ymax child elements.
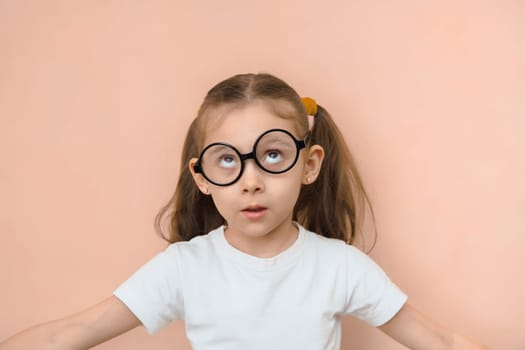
<box><xmin>240</xmin><ymin>160</ymin><xmax>265</xmax><ymax>193</ymax></box>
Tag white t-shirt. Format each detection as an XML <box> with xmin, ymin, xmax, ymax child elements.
<box><xmin>114</xmin><ymin>224</ymin><xmax>407</xmax><ymax>349</ymax></box>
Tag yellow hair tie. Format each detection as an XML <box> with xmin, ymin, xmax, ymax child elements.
<box><xmin>301</xmin><ymin>97</ymin><xmax>318</xmax><ymax>116</ymax></box>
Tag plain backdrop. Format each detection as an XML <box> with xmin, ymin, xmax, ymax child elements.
<box><xmin>1</xmin><ymin>1</ymin><xmax>524</xmax><ymax>349</ymax></box>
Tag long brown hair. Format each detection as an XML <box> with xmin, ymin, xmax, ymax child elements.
<box><xmin>154</xmin><ymin>73</ymin><xmax>376</xmax><ymax>250</ymax></box>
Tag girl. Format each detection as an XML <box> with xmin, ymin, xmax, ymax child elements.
<box><xmin>0</xmin><ymin>73</ymin><xmax>487</xmax><ymax>349</ymax></box>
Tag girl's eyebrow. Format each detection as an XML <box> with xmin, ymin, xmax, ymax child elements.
<box><xmin>261</xmin><ymin>136</ymin><xmax>292</xmax><ymax>144</ymax></box>
<box><xmin>206</xmin><ymin>144</ymin><xmax>236</xmax><ymax>156</ymax></box>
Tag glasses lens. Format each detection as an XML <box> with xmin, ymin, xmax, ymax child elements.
<box><xmin>200</xmin><ymin>144</ymin><xmax>241</xmax><ymax>185</ymax></box>
<box><xmin>255</xmin><ymin>130</ymin><xmax>298</xmax><ymax>173</ymax></box>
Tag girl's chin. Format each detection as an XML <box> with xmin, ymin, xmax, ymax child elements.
<box><xmin>226</xmin><ymin>218</ymin><xmax>295</xmax><ymax>239</ymax></box>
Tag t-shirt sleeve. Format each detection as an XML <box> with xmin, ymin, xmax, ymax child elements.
<box><xmin>342</xmin><ymin>245</ymin><xmax>407</xmax><ymax>327</ymax></box>
<box><xmin>113</xmin><ymin>244</ymin><xmax>184</xmax><ymax>334</ymax></box>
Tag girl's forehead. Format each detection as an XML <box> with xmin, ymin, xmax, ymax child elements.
<box><xmin>202</xmin><ymin>102</ymin><xmax>302</xmax><ymax>149</ymax></box>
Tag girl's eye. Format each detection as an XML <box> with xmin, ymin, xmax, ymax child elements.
<box><xmin>219</xmin><ymin>155</ymin><xmax>237</xmax><ymax>168</ymax></box>
<box><xmin>264</xmin><ymin>150</ymin><xmax>283</xmax><ymax>164</ymax></box>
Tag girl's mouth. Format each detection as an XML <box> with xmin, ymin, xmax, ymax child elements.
<box><xmin>241</xmin><ymin>206</ymin><xmax>268</xmax><ymax>220</ymax></box>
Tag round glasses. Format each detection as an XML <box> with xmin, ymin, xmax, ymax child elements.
<box><xmin>193</xmin><ymin>128</ymin><xmax>309</xmax><ymax>186</ymax></box>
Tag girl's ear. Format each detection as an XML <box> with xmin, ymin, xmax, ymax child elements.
<box><xmin>189</xmin><ymin>158</ymin><xmax>211</xmax><ymax>195</ymax></box>
<box><xmin>302</xmin><ymin>144</ymin><xmax>325</xmax><ymax>185</ymax></box>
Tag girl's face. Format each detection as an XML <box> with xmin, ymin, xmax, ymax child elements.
<box><xmin>189</xmin><ymin>100</ymin><xmax>324</xmax><ymax>252</ymax></box>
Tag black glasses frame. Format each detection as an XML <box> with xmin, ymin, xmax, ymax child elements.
<box><xmin>193</xmin><ymin>128</ymin><xmax>310</xmax><ymax>186</ymax></box>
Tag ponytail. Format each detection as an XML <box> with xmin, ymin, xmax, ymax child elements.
<box><xmin>154</xmin><ymin>119</ymin><xmax>224</xmax><ymax>243</ymax></box>
<box><xmin>294</xmin><ymin>105</ymin><xmax>377</xmax><ymax>251</ymax></box>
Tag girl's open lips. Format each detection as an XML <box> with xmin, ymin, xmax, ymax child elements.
<box><xmin>241</xmin><ymin>206</ymin><xmax>268</xmax><ymax>220</ymax></box>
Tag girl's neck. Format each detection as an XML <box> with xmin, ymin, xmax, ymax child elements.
<box><xmin>223</xmin><ymin>221</ymin><xmax>299</xmax><ymax>259</ymax></box>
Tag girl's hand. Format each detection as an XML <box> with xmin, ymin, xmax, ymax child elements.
<box><xmin>379</xmin><ymin>303</ymin><xmax>489</xmax><ymax>349</ymax></box>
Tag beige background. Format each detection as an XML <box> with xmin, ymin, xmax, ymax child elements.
<box><xmin>1</xmin><ymin>1</ymin><xmax>524</xmax><ymax>349</ymax></box>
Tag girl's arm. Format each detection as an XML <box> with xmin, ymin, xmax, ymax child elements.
<box><xmin>0</xmin><ymin>296</ymin><xmax>140</xmax><ymax>350</ymax></box>
<box><xmin>379</xmin><ymin>303</ymin><xmax>489</xmax><ymax>349</ymax></box>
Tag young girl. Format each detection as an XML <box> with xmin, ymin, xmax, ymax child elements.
<box><xmin>1</xmin><ymin>73</ymin><xmax>487</xmax><ymax>349</ymax></box>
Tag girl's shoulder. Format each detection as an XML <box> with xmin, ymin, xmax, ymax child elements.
<box><xmin>302</xmin><ymin>225</ymin><xmax>357</xmax><ymax>247</ymax></box>
<box><xmin>301</xmin><ymin>225</ymin><xmax>368</xmax><ymax>261</ymax></box>
<box><xmin>303</xmin><ymin>226</ymin><xmax>389</xmax><ymax>284</ymax></box>
<box><xmin>162</xmin><ymin>226</ymin><xmax>224</xmax><ymax>258</ymax></box>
